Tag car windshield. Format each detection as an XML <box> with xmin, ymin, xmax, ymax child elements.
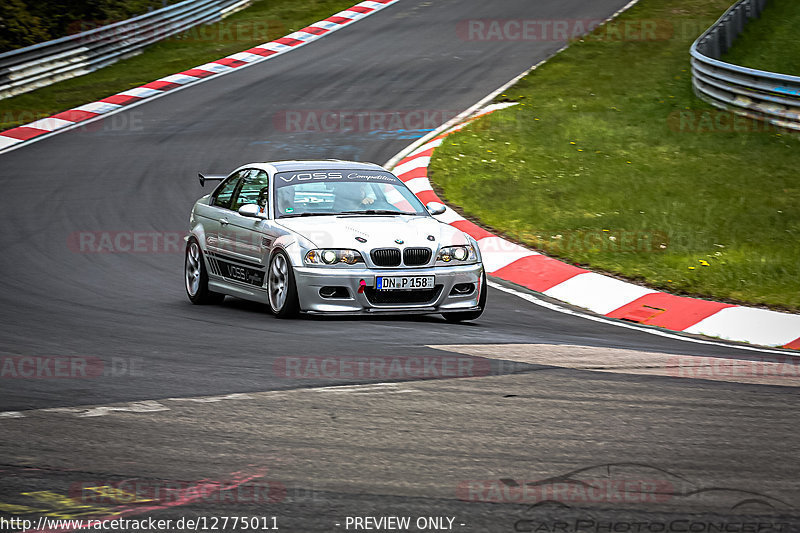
<box><xmin>273</xmin><ymin>169</ymin><xmax>428</xmax><ymax>218</ymax></box>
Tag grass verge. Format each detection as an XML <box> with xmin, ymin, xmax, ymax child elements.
<box><xmin>0</xmin><ymin>0</ymin><xmax>357</xmax><ymax>131</ymax></box>
<box><xmin>428</xmin><ymin>0</ymin><xmax>800</xmax><ymax>312</ymax></box>
<box><xmin>722</xmin><ymin>0</ymin><xmax>800</xmax><ymax>75</ymax></box>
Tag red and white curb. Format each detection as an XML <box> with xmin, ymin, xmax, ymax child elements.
<box><xmin>0</xmin><ymin>0</ymin><xmax>399</xmax><ymax>154</ymax></box>
<box><xmin>390</xmin><ymin>103</ymin><xmax>800</xmax><ymax>350</ymax></box>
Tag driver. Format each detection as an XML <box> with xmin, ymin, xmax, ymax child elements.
<box><xmin>257</xmin><ymin>186</ymin><xmax>269</xmax><ymax>215</ymax></box>
<box><xmin>360</xmin><ymin>184</ymin><xmax>376</xmax><ymax>205</ymax></box>
<box><xmin>338</xmin><ymin>182</ymin><xmax>375</xmax><ymax>210</ymax></box>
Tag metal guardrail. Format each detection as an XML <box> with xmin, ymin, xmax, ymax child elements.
<box><xmin>690</xmin><ymin>0</ymin><xmax>800</xmax><ymax>131</ymax></box>
<box><xmin>0</xmin><ymin>0</ymin><xmax>249</xmax><ymax>100</ymax></box>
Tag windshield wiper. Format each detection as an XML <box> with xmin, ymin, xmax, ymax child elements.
<box><xmin>280</xmin><ymin>212</ymin><xmax>333</xmax><ymax>218</ymax></box>
<box><xmin>339</xmin><ymin>210</ymin><xmax>415</xmax><ymax>216</ymax></box>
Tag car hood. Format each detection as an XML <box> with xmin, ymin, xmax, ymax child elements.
<box><xmin>277</xmin><ymin>215</ymin><xmax>472</xmax><ymax>250</ymax></box>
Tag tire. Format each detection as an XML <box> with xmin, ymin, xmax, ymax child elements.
<box><xmin>185</xmin><ymin>238</ymin><xmax>224</xmax><ymax>305</ymax></box>
<box><xmin>268</xmin><ymin>250</ymin><xmax>300</xmax><ymax>318</ymax></box>
<box><xmin>442</xmin><ymin>271</ymin><xmax>487</xmax><ymax>323</ymax></box>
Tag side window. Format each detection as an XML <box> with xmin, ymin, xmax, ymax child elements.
<box><xmin>232</xmin><ymin>170</ymin><xmax>270</xmax><ymax>212</ymax></box>
<box><xmin>212</xmin><ymin>172</ymin><xmax>243</xmax><ymax>210</ymax></box>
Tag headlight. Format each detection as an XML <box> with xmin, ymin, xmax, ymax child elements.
<box><xmin>321</xmin><ymin>250</ymin><xmax>337</xmax><ymax>264</ymax></box>
<box><xmin>305</xmin><ymin>249</ymin><xmax>364</xmax><ymax>266</ymax></box>
<box><xmin>437</xmin><ymin>245</ymin><xmax>477</xmax><ymax>264</ymax></box>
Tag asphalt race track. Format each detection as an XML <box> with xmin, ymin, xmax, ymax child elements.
<box><xmin>0</xmin><ymin>0</ymin><xmax>798</xmax><ymax>531</ymax></box>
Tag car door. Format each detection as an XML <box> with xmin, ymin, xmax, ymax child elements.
<box><xmin>194</xmin><ymin>171</ymin><xmax>244</xmax><ymax>271</ymax></box>
<box><xmin>224</xmin><ymin>169</ymin><xmax>279</xmax><ymax>287</ymax></box>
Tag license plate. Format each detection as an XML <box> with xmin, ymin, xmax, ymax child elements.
<box><xmin>376</xmin><ymin>276</ymin><xmax>435</xmax><ymax>290</ymax></box>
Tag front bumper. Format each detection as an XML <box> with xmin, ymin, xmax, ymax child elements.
<box><xmin>293</xmin><ymin>263</ymin><xmax>484</xmax><ymax>315</ymax></box>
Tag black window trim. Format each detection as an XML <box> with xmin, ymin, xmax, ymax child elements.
<box><xmin>230</xmin><ymin>169</ymin><xmax>270</xmax><ymax>214</ymax></box>
<box><xmin>211</xmin><ymin>170</ymin><xmax>247</xmax><ymax>211</ymax></box>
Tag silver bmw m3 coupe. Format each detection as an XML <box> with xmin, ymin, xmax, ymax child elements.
<box><xmin>185</xmin><ymin>160</ymin><xmax>486</xmax><ymax>320</ymax></box>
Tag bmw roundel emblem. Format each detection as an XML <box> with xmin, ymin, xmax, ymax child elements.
<box><xmin>395</xmin><ymin>238</ymin><xmax>404</xmax><ymax>244</ymax></box>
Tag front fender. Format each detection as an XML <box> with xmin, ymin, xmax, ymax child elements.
<box><xmin>271</xmin><ymin>236</ymin><xmax>306</xmax><ymax>267</ymax></box>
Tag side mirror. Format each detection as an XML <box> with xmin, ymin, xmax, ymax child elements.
<box><xmin>426</xmin><ymin>202</ymin><xmax>446</xmax><ymax>216</ymax></box>
<box><xmin>238</xmin><ymin>203</ymin><xmax>267</xmax><ymax>219</ymax></box>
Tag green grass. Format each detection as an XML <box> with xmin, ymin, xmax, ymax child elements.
<box><xmin>428</xmin><ymin>0</ymin><xmax>800</xmax><ymax>312</ymax></box>
<box><xmin>0</xmin><ymin>0</ymin><xmax>356</xmax><ymax>131</ymax></box>
<box><xmin>723</xmin><ymin>0</ymin><xmax>800</xmax><ymax>75</ymax></box>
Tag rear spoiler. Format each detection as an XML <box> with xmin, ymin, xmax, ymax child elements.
<box><xmin>198</xmin><ymin>173</ymin><xmax>225</xmax><ymax>187</ymax></box>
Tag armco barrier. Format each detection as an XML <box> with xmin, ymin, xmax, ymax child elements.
<box><xmin>690</xmin><ymin>0</ymin><xmax>800</xmax><ymax>131</ymax></box>
<box><xmin>0</xmin><ymin>0</ymin><xmax>249</xmax><ymax>100</ymax></box>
